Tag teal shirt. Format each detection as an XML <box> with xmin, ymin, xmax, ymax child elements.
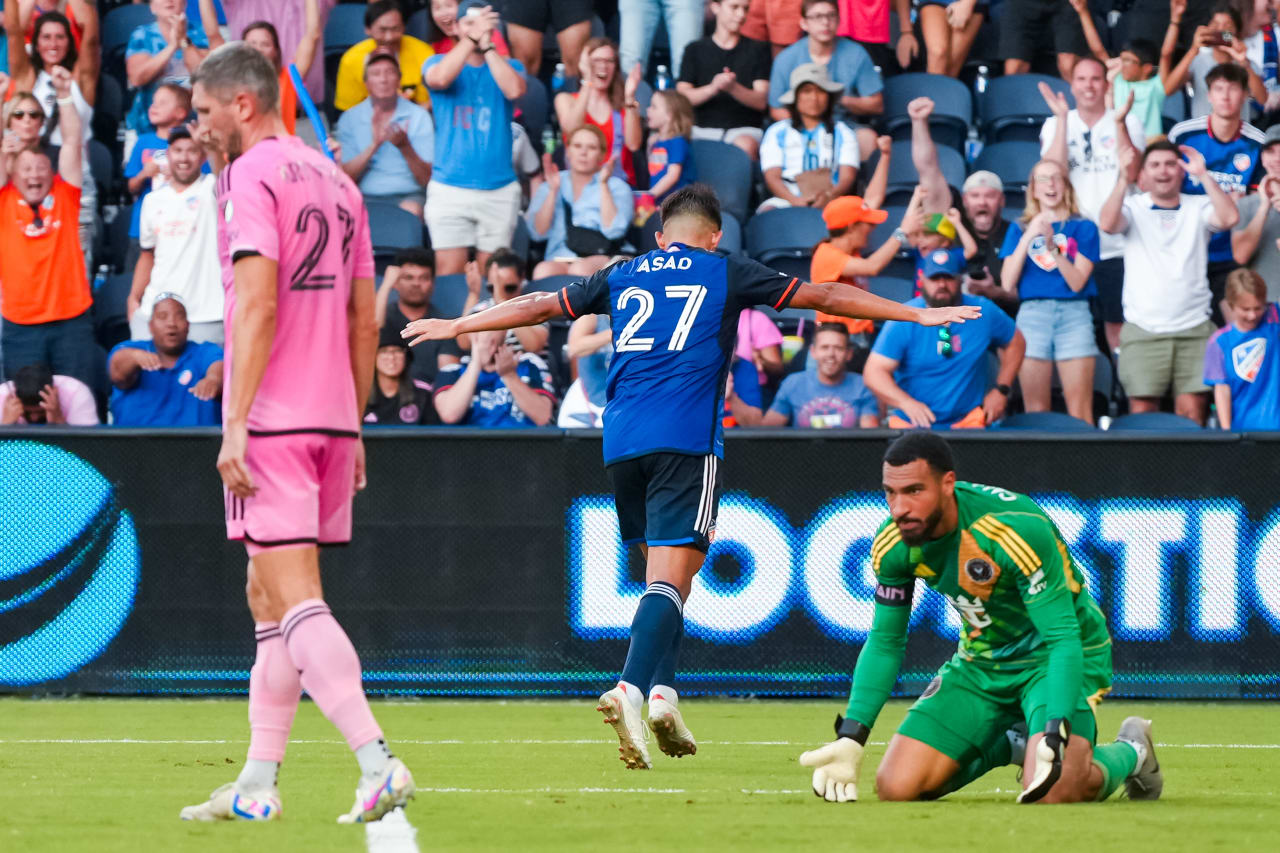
<box><xmin>1113</xmin><ymin>75</ymin><xmax>1165</xmax><ymax>142</ymax></box>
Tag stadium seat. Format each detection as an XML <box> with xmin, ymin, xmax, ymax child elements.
<box><xmin>995</xmin><ymin>412</ymin><xmax>1095</xmax><ymax>431</ymax></box>
<box><xmin>634</xmin><ymin>79</ymin><xmax>654</xmax><ymax>113</ymax></box>
<box><xmin>1162</xmin><ymin>90</ymin><xmax>1189</xmax><ymax>134</ymax></box>
<box><xmin>717</xmin><ymin>213</ymin><xmax>743</xmax><ymax>256</ymax></box>
<box><xmin>867</xmin><ymin>276</ymin><xmax>915</xmax><ymax>303</ymax></box>
<box><xmin>92</xmin><ymin>74</ymin><xmax>125</xmax><ymax>151</ymax></box>
<box><xmin>1107</xmin><ymin>412</ymin><xmax>1203</xmax><ymax>431</ymax></box>
<box><xmin>981</xmin><ymin>73</ymin><xmax>1073</xmax><ymax>143</ymax></box>
<box><xmin>510</xmin><ymin>217</ymin><xmax>533</xmax><ymax>263</ymax></box>
<box><xmin>367</xmin><ymin>202</ymin><xmax>424</xmax><ymax>257</ymax></box>
<box><xmin>88</xmin><ymin>140</ymin><xmax>117</xmax><ymax>205</ymax></box>
<box><xmin>406</xmin><ymin>8</ymin><xmax>432</xmax><ymax>41</ymax></box>
<box><xmin>92</xmin><ymin>273</ymin><xmax>133</xmax><ymax>352</ymax></box>
<box><xmin>873</xmin><ymin>141</ymin><xmax>966</xmax><ymax>205</ymax></box>
<box><xmin>766</xmin><ymin>254</ymin><xmax>812</xmax><ymax>281</ymax></box>
<box><xmin>880</xmin><ymin>73</ymin><xmax>973</xmax><ymax>152</ymax></box>
<box><xmin>98</xmin><ymin>203</ymin><xmax>133</xmax><ymax>274</ymax></box>
<box><xmin>515</xmin><ymin>73</ymin><xmax>550</xmax><ymax>140</ymax></box>
<box><xmin>972</xmin><ymin>140</ymin><xmax>1042</xmax><ymax>208</ymax></box>
<box><xmin>690</xmin><ymin>140</ymin><xmax>752</xmax><ymax>226</ymax></box>
<box><xmin>745</xmin><ymin>206</ymin><xmax>826</xmax><ymax>264</ymax></box>
<box><xmin>103</xmin><ymin>5</ymin><xmax>155</xmax><ymax>84</ymax></box>
<box><xmin>526</xmin><ymin>275</ymin><xmax>580</xmax><ymax>299</ymax></box>
<box><xmin>430</xmin><ymin>273</ymin><xmax>469</xmax><ymax>319</ymax></box>
<box><xmin>324</xmin><ymin>4</ymin><xmax>368</xmax><ymax>58</ymax></box>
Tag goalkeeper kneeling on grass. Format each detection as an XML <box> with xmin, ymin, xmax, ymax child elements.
<box><xmin>800</xmin><ymin>432</ymin><xmax>1163</xmax><ymax>804</ymax></box>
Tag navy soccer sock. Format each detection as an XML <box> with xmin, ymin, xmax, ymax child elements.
<box><xmin>619</xmin><ymin>581</ymin><xmax>684</xmax><ymax>696</ymax></box>
<box><xmin>648</xmin><ymin>618</ymin><xmax>684</xmax><ymax>695</ymax></box>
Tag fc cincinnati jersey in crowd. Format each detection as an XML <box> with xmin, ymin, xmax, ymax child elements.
<box><xmin>1168</xmin><ymin>117</ymin><xmax>1265</xmax><ymax>263</ymax></box>
<box><xmin>216</xmin><ymin>134</ymin><xmax>374</xmax><ymax>433</ymax></box>
<box><xmin>557</xmin><ymin>245</ymin><xmax>799</xmax><ymax>463</ymax></box>
<box><xmin>1204</xmin><ymin>303</ymin><xmax>1280</xmax><ymax>430</ymax></box>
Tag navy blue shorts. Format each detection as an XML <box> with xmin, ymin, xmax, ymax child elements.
<box><xmin>608</xmin><ymin>452</ymin><xmax>722</xmax><ymax>553</ymax></box>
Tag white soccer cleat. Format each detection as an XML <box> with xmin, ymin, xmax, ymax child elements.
<box><xmin>179</xmin><ymin>782</ymin><xmax>281</xmax><ymax>821</ymax></box>
<box><xmin>597</xmin><ymin>684</ymin><xmax>652</xmax><ymax>769</ymax></box>
<box><xmin>336</xmin><ymin>757</ymin><xmax>416</xmax><ymax>824</ymax></box>
<box><xmin>648</xmin><ymin>693</ymin><xmax>697</xmax><ymax>759</ymax></box>
<box><xmin>1117</xmin><ymin>717</ymin><xmax>1163</xmax><ymax>800</ymax></box>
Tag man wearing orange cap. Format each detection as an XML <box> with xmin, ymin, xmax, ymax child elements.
<box><xmin>810</xmin><ymin>194</ymin><xmax>919</xmax><ymax>334</ymax></box>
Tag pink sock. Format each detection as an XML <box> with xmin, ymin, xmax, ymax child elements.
<box><xmin>281</xmin><ymin>599</ymin><xmax>383</xmax><ymax>751</ymax></box>
<box><xmin>246</xmin><ymin>622</ymin><xmax>301</xmax><ymax>763</ymax></box>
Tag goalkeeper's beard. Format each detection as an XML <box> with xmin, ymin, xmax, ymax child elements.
<box><xmin>896</xmin><ymin>505</ymin><xmax>945</xmax><ymax>546</ymax></box>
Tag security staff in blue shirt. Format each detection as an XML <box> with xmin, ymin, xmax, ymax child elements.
<box><xmin>108</xmin><ymin>294</ymin><xmax>223</xmax><ymax>426</ymax></box>
<box><xmin>864</xmin><ymin>249</ymin><xmax>1025</xmax><ymax>429</ymax></box>
<box><xmin>401</xmin><ymin>183</ymin><xmax>979</xmax><ymax>769</ymax></box>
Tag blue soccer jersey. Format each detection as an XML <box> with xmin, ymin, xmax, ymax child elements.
<box><xmin>558</xmin><ymin>244</ymin><xmax>800</xmax><ymax>463</ymax></box>
<box><xmin>1168</xmin><ymin>117</ymin><xmax>1265</xmax><ymax>263</ymax></box>
<box><xmin>1204</xmin><ymin>304</ymin><xmax>1280</xmax><ymax>430</ymax></box>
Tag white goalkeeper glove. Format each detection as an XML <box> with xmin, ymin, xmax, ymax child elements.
<box><xmin>798</xmin><ymin>715</ymin><xmax>868</xmax><ymax>803</ymax></box>
<box><xmin>1017</xmin><ymin>717</ymin><xmax>1070</xmax><ymax>804</ymax></box>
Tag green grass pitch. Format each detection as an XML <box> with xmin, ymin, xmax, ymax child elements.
<box><xmin>0</xmin><ymin>698</ymin><xmax>1275</xmax><ymax>852</ymax></box>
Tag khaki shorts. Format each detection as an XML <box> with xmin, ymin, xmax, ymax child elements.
<box><xmin>424</xmin><ymin>180</ymin><xmax>521</xmax><ymax>252</ymax></box>
<box><xmin>1117</xmin><ymin>320</ymin><xmax>1215</xmax><ymax>398</ymax></box>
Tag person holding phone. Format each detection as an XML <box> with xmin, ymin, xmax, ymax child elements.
<box><xmin>1161</xmin><ymin>0</ymin><xmax>1267</xmax><ymax>118</ymax></box>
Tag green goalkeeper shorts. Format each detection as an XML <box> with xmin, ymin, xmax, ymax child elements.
<box><xmin>896</xmin><ymin>644</ymin><xmax>1113</xmax><ymax>763</ymax></box>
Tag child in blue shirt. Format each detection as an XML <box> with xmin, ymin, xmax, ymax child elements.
<box><xmin>645</xmin><ymin>90</ymin><xmax>698</xmax><ymax>201</ymax></box>
<box><xmin>1205</xmin><ymin>268</ymin><xmax>1280</xmax><ymax>430</ymax></box>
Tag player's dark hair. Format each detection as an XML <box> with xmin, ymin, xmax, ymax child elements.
<box><xmin>486</xmin><ymin>247</ymin><xmax>526</xmax><ymax>280</ymax></box>
<box><xmin>1140</xmin><ymin>138</ymin><xmax>1179</xmax><ymax>169</ymax></box>
<box><xmin>13</xmin><ymin>363</ymin><xmax>54</xmax><ymax>407</ymax></box>
<box><xmin>394</xmin><ymin>247</ymin><xmax>435</xmax><ymax>272</ymax></box>
<box><xmin>1205</xmin><ymin>62</ymin><xmax>1248</xmax><ymax>92</ymax></box>
<box><xmin>365</xmin><ymin>0</ymin><xmax>404</xmax><ymax>29</ymax></box>
<box><xmin>1122</xmin><ymin>38</ymin><xmax>1159</xmax><ymax>68</ymax></box>
<box><xmin>660</xmin><ymin>183</ymin><xmax>722</xmax><ymax>231</ymax></box>
<box><xmin>884</xmin><ymin>432</ymin><xmax>956</xmax><ymax>476</ymax></box>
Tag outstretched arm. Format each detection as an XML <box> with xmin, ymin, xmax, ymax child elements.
<box><xmin>788</xmin><ymin>280</ymin><xmax>981</xmax><ymax>326</ymax></box>
<box><xmin>403</xmin><ymin>291</ymin><xmax>564</xmax><ymax>346</ymax></box>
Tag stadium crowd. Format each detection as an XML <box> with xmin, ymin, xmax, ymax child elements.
<box><xmin>2</xmin><ymin>0</ymin><xmax>1280</xmax><ymax>431</ymax></box>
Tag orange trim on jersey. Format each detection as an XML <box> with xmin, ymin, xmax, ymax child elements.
<box><xmin>559</xmin><ymin>287</ymin><xmax>578</xmax><ymax>319</ymax></box>
<box><xmin>773</xmin><ymin>277</ymin><xmax>800</xmax><ymax>310</ymax></box>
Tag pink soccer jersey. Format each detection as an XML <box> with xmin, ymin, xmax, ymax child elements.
<box><xmin>216</xmin><ymin>135</ymin><xmax>375</xmax><ymax>433</ymax></box>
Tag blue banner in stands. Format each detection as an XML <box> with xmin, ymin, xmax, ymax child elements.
<box><xmin>1</xmin><ymin>431</ymin><xmax>1276</xmax><ymax>698</ymax></box>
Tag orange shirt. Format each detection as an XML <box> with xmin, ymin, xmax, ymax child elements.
<box><xmin>810</xmin><ymin>241</ymin><xmax>873</xmax><ymax>335</ymax></box>
<box><xmin>0</xmin><ymin>177</ymin><xmax>91</xmax><ymax>325</ymax></box>
<box><xmin>279</xmin><ymin>67</ymin><xmax>298</xmax><ymax>135</ymax></box>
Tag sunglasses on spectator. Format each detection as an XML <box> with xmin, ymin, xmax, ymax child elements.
<box><xmin>937</xmin><ymin>326</ymin><xmax>954</xmax><ymax>358</ymax></box>
<box><xmin>10</xmin><ymin>110</ymin><xmax>44</xmax><ymax>120</ymax></box>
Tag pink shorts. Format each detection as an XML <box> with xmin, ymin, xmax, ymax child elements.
<box><xmin>225</xmin><ymin>432</ymin><xmax>357</xmax><ymax>555</ymax></box>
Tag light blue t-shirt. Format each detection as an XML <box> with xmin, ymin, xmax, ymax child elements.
<box><xmin>125</xmin><ymin>21</ymin><xmax>209</xmax><ymax>133</ymax></box>
<box><xmin>335</xmin><ymin>97</ymin><xmax>435</xmax><ymax>197</ymax></box>
<box><xmin>526</xmin><ymin>176</ymin><xmax>634</xmax><ymax>260</ymax></box>
<box><xmin>872</xmin><ymin>295</ymin><xmax>1017</xmax><ymax>427</ymax></box>
<box><xmin>1204</xmin><ymin>304</ymin><xmax>1280</xmax><ymax>430</ymax></box>
<box><xmin>768</xmin><ymin>37</ymin><xmax>882</xmax><ymax>119</ymax></box>
<box><xmin>767</xmin><ymin>369</ymin><xmax>878</xmax><ymax>428</ymax></box>
<box><xmin>423</xmin><ymin>55</ymin><xmax>523</xmax><ymax>190</ymax></box>
<box><xmin>998</xmin><ymin>217</ymin><xmax>1100</xmax><ymax>301</ymax></box>
<box><xmin>108</xmin><ymin>339</ymin><xmax>223</xmax><ymax>426</ymax></box>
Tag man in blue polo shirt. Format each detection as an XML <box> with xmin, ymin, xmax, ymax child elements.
<box><xmin>864</xmin><ymin>250</ymin><xmax>1024</xmax><ymax>429</ymax></box>
<box><xmin>1168</xmin><ymin>62</ymin><xmax>1265</xmax><ymax>324</ymax></box>
<box><xmin>423</xmin><ymin>0</ymin><xmax>527</xmax><ymax>276</ymax></box>
<box><xmin>108</xmin><ymin>294</ymin><xmax>223</xmax><ymax>426</ymax></box>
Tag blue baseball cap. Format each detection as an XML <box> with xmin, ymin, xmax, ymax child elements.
<box><xmin>920</xmin><ymin>249</ymin><xmax>964</xmax><ymax>279</ymax></box>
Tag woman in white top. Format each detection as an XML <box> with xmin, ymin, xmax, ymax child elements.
<box><xmin>4</xmin><ymin>4</ymin><xmax>100</xmax><ymax>272</ymax></box>
<box><xmin>758</xmin><ymin>63</ymin><xmax>859</xmax><ymax>212</ymax></box>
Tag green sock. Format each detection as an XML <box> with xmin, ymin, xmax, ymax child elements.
<box><xmin>1092</xmin><ymin>741</ymin><xmax>1139</xmax><ymax>801</ymax></box>
<box><xmin>932</xmin><ymin>731</ymin><xmax>1014</xmax><ymax>798</ymax></box>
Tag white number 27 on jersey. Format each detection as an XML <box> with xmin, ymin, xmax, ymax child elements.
<box><xmin>615</xmin><ymin>285</ymin><xmax>708</xmax><ymax>352</ymax></box>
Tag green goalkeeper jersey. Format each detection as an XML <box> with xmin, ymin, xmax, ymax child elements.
<box><xmin>845</xmin><ymin>481</ymin><xmax>1111</xmax><ymax>728</ymax></box>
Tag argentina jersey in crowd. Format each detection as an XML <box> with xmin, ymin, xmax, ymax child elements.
<box><xmin>557</xmin><ymin>244</ymin><xmax>801</xmax><ymax>463</ymax></box>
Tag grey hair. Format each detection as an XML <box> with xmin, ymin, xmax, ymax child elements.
<box><xmin>190</xmin><ymin>42</ymin><xmax>280</xmax><ymax>114</ymax></box>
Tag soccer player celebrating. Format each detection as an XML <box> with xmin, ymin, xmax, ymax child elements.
<box><xmin>403</xmin><ymin>184</ymin><xmax>979</xmax><ymax>769</ymax></box>
<box><xmin>798</xmin><ymin>432</ymin><xmax>1163</xmax><ymax>803</ymax></box>
<box><xmin>179</xmin><ymin>44</ymin><xmax>415</xmax><ymax>823</ymax></box>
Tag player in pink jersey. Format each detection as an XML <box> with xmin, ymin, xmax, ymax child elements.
<box><xmin>179</xmin><ymin>43</ymin><xmax>415</xmax><ymax>825</ymax></box>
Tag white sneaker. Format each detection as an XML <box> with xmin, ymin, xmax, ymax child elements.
<box><xmin>648</xmin><ymin>694</ymin><xmax>697</xmax><ymax>759</ymax></box>
<box><xmin>596</xmin><ymin>684</ymin><xmax>652</xmax><ymax>769</ymax></box>
<box><xmin>336</xmin><ymin>757</ymin><xmax>416</xmax><ymax>824</ymax></box>
<box><xmin>179</xmin><ymin>782</ymin><xmax>281</xmax><ymax>821</ymax></box>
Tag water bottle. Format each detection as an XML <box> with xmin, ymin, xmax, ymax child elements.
<box><xmin>975</xmin><ymin>65</ymin><xmax>989</xmax><ymax>96</ymax></box>
<box><xmin>655</xmin><ymin>64</ymin><xmax>671</xmax><ymax>91</ymax></box>
<box><xmin>541</xmin><ymin>125</ymin><xmax>556</xmax><ymax>156</ymax></box>
<box><xmin>92</xmin><ymin>264</ymin><xmax>109</xmax><ymax>294</ymax></box>
<box><xmin>964</xmin><ymin>131</ymin><xmax>984</xmax><ymax>165</ymax></box>
<box><xmin>550</xmin><ymin>62</ymin><xmax>566</xmax><ymax>94</ymax></box>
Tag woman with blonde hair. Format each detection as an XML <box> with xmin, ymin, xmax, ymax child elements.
<box><xmin>645</xmin><ymin>89</ymin><xmax>698</xmax><ymax>201</ymax></box>
<box><xmin>554</xmin><ymin>36</ymin><xmax>643</xmax><ymax>186</ymax></box>
<box><xmin>999</xmin><ymin>158</ymin><xmax>1101</xmax><ymax>423</ymax></box>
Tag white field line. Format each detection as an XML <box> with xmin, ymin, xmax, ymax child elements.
<box><xmin>1</xmin><ymin>738</ymin><xmax>1276</xmax><ymax>748</ymax></box>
